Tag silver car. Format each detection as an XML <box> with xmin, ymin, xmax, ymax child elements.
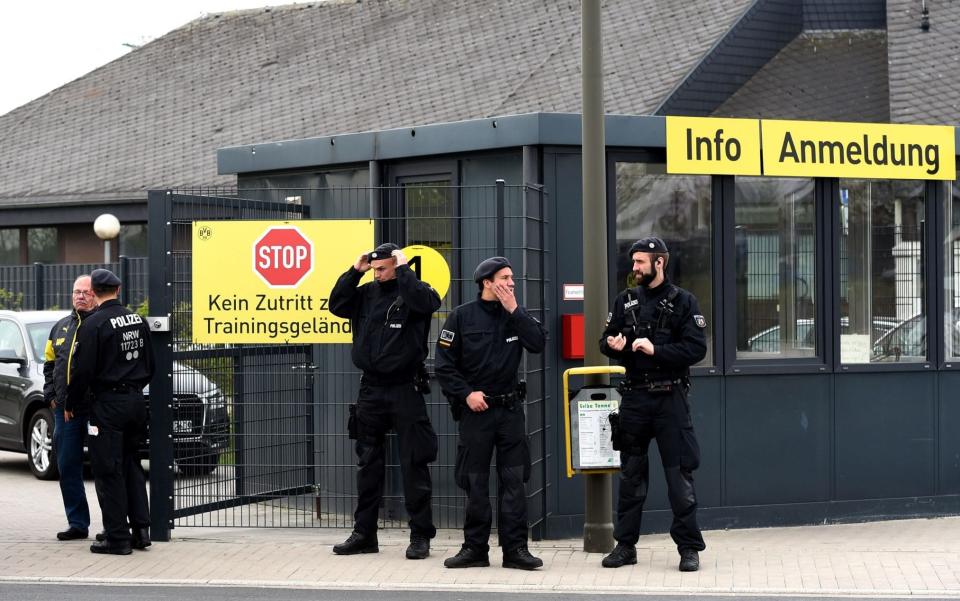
<box><xmin>0</xmin><ymin>310</ymin><xmax>229</xmax><ymax>479</ymax></box>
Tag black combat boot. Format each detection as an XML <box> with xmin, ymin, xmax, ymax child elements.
<box><xmin>90</xmin><ymin>540</ymin><xmax>132</xmax><ymax>555</ymax></box>
<box><xmin>132</xmin><ymin>527</ymin><xmax>151</xmax><ymax>550</ymax></box>
<box><xmin>679</xmin><ymin>549</ymin><xmax>699</xmax><ymax>572</ymax></box>
<box><xmin>602</xmin><ymin>543</ymin><xmax>637</xmax><ymax>568</ymax></box>
<box><xmin>405</xmin><ymin>535</ymin><xmax>430</xmax><ymax>559</ymax></box>
<box><xmin>502</xmin><ymin>546</ymin><xmax>543</xmax><ymax>570</ymax></box>
<box><xmin>332</xmin><ymin>532</ymin><xmax>379</xmax><ymax>555</ymax></box>
<box><xmin>443</xmin><ymin>545</ymin><xmax>490</xmax><ymax>568</ymax></box>
<box><xmin>56</xmin><ymin>527</ymin><xmax>88</xmax><ymax>541</ymax></box>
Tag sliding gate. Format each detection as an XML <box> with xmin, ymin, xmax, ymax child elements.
<box><xmin>147</xmin><ymin>184</ymin><xmax>549</xmax><ymax>542</ymax></box>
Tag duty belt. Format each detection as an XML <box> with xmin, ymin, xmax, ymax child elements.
<box><xmin>360</xmin><ymin>373</ymin><xmax>414</xmax><ymax>387</ymax></box>
<box><xmin>96</xmin><ymin>383</ymin><xmax>142</xmax><ymax>394</ymax></box>
<box><xmin>618</xmin><ymin>377</ymin><xmax>684</xmax><ymax>393</ymax></box>
<box><xmin>483</xmin><ymin>392</ymin><xmax>521</xmax><ymax>407</ymax></box>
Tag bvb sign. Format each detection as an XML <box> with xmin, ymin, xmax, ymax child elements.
<box><xmin>360</xmin><ymin>244</ymin><xmax>452</xmax><ymax>299</ymax></box>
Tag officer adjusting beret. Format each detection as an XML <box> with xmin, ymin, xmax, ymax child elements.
<box><xmin>628</xmin><ymin>237</ymin><xmax>669</xmax><ymax>256</ymax></box>
<box><xmin>473</xmin><ymin>256</ymin><xmax>512</xmax><ymax>283</ymax></box>
<box><xmin>90</xmin><ymin>268</ymin><xmax>121</xmax><ymax>287</ymax></box>
<box><xmin>368</xmin><ymin>242</ymin><xmax>400</xmax><ymax>261</ymax></box>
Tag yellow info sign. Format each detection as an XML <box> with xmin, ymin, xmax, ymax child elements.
<box><xmin>192</xmin><ymin>220</ymin><xmax>373</xmax><ymax>344</ymax></box>
<box><xmin>359</xmin><ymin>244</ymin><xmax>452</xmax><ymax>300</ymax></box>
<box><xmin>666</xmin><ymin>116</ymin><xmax>762</xmax><ymax>175</ymax></box>
<box><xmin>762</xmin><ymin>119</ymin><xmax>956</xmax><ymax>180</ymax></box>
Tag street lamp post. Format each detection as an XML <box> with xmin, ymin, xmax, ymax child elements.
<box><xmin>94</xmin><ymin>214</ymin><xmax>121</xmax><ymax>263</ymax></box>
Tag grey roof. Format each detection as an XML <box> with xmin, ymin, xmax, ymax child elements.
<box><xmin>0</xmin><ymin>0</ymin><xmax>751</xmax><ymax>207</ymax></box>
<box><xmin>887</xmin><ymin>0</ymin><xmax>960</xmax><ymax>124</ymax></box>
<box><xmin>712</xmin><ymin>30</ymin><xmax>890</xmax><ymax>122</ymax></box>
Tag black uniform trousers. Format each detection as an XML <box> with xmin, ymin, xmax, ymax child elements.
<box><xmin>89</xmin><ymin>392</ymin><xmax>149</xmax><ymax>544</ymax></box>
<box><xmin>354</xmin><ymin>382</ymin><xmax>437</xmax><ymax>539</ymax></box>
<box><xmin>614</xmin><ymin>385</ymin><xmax>705</xmax><ymax>552</ymax></box>
<box><xmin>455</xmin><ymin>405</ymin><xmax>530</xmax><ymax>553</ymax></box>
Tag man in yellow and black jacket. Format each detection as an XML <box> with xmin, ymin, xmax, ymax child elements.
<box><xmin>43</xmin><ymin>274</ymin><xmax>96</xmax><ymax>542</ymax></box>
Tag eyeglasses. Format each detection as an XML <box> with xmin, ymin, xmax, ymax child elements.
<box><xmin>73</xmin><ymin>290</ymin><xmax>93</xmax><ymax>297</ymax></box>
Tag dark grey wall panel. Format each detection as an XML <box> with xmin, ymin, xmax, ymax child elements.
<box><xmin>725</xmin><ymin>375</ymin><xmax>831</xmax><ymax>505</ymax></box>
<box><xmin>835</xmin><ymin>373</ymin><xmax>936</xmax><ymax>500</ymax></box>
<box><xmin>940</xmin><ymin>372</ymin><xmax>960</xmax><ymax>494</ymax></box>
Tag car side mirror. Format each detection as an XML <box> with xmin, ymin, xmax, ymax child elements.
<box><xmin>0</xmin><ymin>349</ymin><xmax>27</xmax><ymax>368</ymax></box>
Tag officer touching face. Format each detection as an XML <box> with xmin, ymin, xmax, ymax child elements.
<box><xmin>436</xmin><ymin>257</ymin><xmax>546</xmax><ymax>571</ymax></box>
<box><xmin>66</xmin><ymin>269</ymin><xmax>154</xmax><ymax>555</ymax></box>
<box><xmin>599</xmin><ymin>238</ymin><xmax>708</xmax><ymax>572</ymax></box>
<box><xmin>329</xmin><ymin>243</ymin><xmax>441</xmax><ymax>560</ymax></box>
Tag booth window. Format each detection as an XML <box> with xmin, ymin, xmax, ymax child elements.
<box><xmin>946</xmin><ymin>178</ymin><xmax>960</xmax><ymax>360</ymax></box>
<box><xmin>734</xmin><ymin>177</ymin><xmax>816</xmax><ymax>360</ymax></box>
<box><xmin>615</xmin><ymin>162</ymin><xmax>713</xmax><ymax>366</ymax></box>
<box><xmin>0</xmin><ymin>229</ymin><xmax>18</xmax><ymax>265</ymax></box>
<box><xmin>119</xmin><ymin>224</ymin><xmax>148</xmax><ymax>257</ymax></box>
<box><xmin>840</xmin><ymin>179</ymin><xmax>926</xmax><ymax>364</ymax></box>
<box><xmin>27</xmin><ymin>227</ymin><xmax>57</xmax><ymax>263</ymax></box>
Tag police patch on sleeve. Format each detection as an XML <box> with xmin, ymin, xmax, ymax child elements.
<box><xmin>438</xmin><ymin>329</ymin><xmax>455</xmax><ymax>348</ymax></box>
<box><xmin>693</xmin><ymin>315</ymin><xmax>706</xmax><ymax>328</ymax></box>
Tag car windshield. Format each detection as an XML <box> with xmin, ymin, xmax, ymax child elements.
<box><xmin>26</xmin><ymin>322</ymin><xmax>57</xmax><ymax>363</ymax></box>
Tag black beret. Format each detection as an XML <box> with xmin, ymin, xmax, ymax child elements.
<box><xmin>473</xmin><ymin>256</ymin><xmax>512</xmax><ymax>283</ymax></box>
<box><xmin>628</xmin><ymin>237</ymin><xmax>669</xmax><ymax>256</ymax></box>
<box><xmin>91</xmin><ymin>268</ymin><xmax>121</xmax><ymax>287</ymax></box>
<box><xmin>368</xmin><ymin>242</ymin><xmax>399</xmax><ymax>261</ymax></box>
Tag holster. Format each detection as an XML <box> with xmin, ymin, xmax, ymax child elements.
<box><xmin>414</xmin><ymin>363</ymin><xmax>432</xmax><ymax>395</ymax></box>
<box><xmin>608</xmin><ymin>411</ymin><xmax>621</xmax><ymax>451</ymax></box>
<box><xmin>347</xmin><ymin>404</ymin><xmax>359</xmax><ymax>440</ymax></box>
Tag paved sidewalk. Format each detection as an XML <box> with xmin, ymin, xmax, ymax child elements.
<box><xmin>1</xmin><ymin>451</ymin><xmax>959</xmax><ymax>596</ymax></box>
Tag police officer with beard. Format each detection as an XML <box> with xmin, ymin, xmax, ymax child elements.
<box><xmin>599</xmin><ymin>238</ymin><xmax>707</xmax><ymax>572</ymax></box>
<box><xmin>436</xmin><ymin>257</ymin><xmax>546</xmax><ymax>571</ymax></box>
<box><xmin>329</xmin><ymin>243</ymin><xmax>441</xmax><ymax>560</ymax></box>
<box><xmin>66</xmin><ymin>269</ymin><xmax>154</xmax><ymax>555</ymax></box>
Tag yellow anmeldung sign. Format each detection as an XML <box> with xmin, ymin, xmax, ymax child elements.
<box><xmin>666</xmin><ymin>116</ymin><xmax>762</xmax><ymax>175</ymax></box>
<box><xmin>192</xmin><ymin>220</ymin><xmax>373</xmax><ymax>344</ymax></box>
<box><xmin>761</xmin><ymin>119</ymin><xmax>956</xmax><ymax>180</ymax></box>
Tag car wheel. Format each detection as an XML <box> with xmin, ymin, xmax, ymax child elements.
<box><xmin>28</xmin><ymin>408</ymin><xmax>59</xmax><ymax>480</ymax></box>
<box><xmin>177</xmin><ymin>451</ymin><xmax>219</xmax><ymax>477</ymax></box>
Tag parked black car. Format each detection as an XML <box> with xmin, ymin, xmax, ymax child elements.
<box><xmin>0</xmin><ymin>310</ymin><xmax>229</xmax><ymax>479</ymax></box>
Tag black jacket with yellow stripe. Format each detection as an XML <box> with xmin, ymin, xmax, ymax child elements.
<box><xmin>43</xmin><ymin>308</ymin><xmax>94</xmax><ymax>409</ymax></box>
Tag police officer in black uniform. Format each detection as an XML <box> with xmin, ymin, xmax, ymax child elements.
<box><xmin>599</xmin><ymin>238</ymin><xmax>707</xmax><ymax>572</ymax></box>
<box><xmin>436</xmin><ymin>257</ymin><xmax>546</xmax><ymax>571</ymax></box>
<box><xmin>66</xmin><ymin>269</ymin><xmax>154</xmax><ymax>555</ymax></box>
<box><xmin>329</xmin><ymin>243</ymin><xmax>441</xmax><ymax>560</ymax></box>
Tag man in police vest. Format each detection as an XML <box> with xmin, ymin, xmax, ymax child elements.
<box><xmin>436</xmin><ymin>256</ymin><xmax>546</xmax><ymax>571</ymax></box>
<box><xmin>66</xmin><ymin>268</ymin><xmax>154</xmax><ymax>555</ymax></box>
<box><xmin>329</xmin><ymin>243</ymin><xmax>441</xmax><ymax>560</ymax></box>
<box><xmin>599</xmin><ymin>237</ymin><xmax>707</xmax><ymax>572</ymax></box>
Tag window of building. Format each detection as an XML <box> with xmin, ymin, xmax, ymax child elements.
<box><xmin>0</xmin><ymin>229</ymin><xmax>19</xmax><ymax>265</ymax></box>
<box><xmin>119</xmin><ymin>223</ymin><xmax>149</xmax><ymax>257</ymax></box>
<box><xmin>27</xmin><ymin>227</ymin><xmax>57</xmax><ymax>263</ymax></box>
<box><xmin>615</xmin><ymin>162</ymin><xmax>713</xmax><ymax>366</ymax></box>
<box><xmin>734</xmin><ymin>177</ymin><xmax>816</xmax><ymax>360</ymax></box>
<box><xmin>945</xmin><ymin>179</ymin><xmax>960</xmax><ymax>360</ymax></box>
<box><xmin>840</xmin><ymin>179</ymin><xmax>926</xmax><ymax>364</ymax></box>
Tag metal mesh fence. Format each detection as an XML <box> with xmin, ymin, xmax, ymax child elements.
<box><xmin>0</xmin><ymin>258</ymin><xmax>148</xmax><ymax>311</ymax></box>
<box><xmin>152</xmin><ymin>185</ymin><xmax>549</xmax><ymax>536</ymax></box>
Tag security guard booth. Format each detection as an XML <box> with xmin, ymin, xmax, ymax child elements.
<box><xmin>204</xmin><ymin>112</ymin><xmax>960</xmax><ymax>539</ymax></box>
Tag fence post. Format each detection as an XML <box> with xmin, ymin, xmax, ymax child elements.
<box><xmin>118</xmin><ymin>255</ymin><xmax>130</xmax><ymax>306</ymax></box>
<box><xmin>33</xmin><ymin>263</ymin><xmax>44</xmax><ymax>310</ymax></box>
<box><xmin>496</xmin><ymin>179</ymin><xmax>505</xmax><ymax>256</ymax></box>
<box><xmin>147</xmin><ymin>191</ymin><xmax>175</xmax><ymax>541</ymax></box>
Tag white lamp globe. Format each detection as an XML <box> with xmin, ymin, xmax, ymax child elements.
<box><xmin>94</xmin><ymin>214</ymin><xmax>121</xmax><ymax>240</ymax></box>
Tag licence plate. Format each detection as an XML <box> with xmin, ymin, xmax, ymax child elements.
<box><xmin>173</xmin><ymin>420</ymin><xmax>193</xmax><ymax>433</ymax></box>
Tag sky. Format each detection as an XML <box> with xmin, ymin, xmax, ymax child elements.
<box><xmin>0</xmin><ymin>1</ymin><xmax>281</xmax><ymax>116</ymax></box>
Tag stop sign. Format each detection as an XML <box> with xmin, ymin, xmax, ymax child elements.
<box><xmin>252</xmin><ymin>226</ymin><xmax>314</xmax><ymax>287</ymax></box>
